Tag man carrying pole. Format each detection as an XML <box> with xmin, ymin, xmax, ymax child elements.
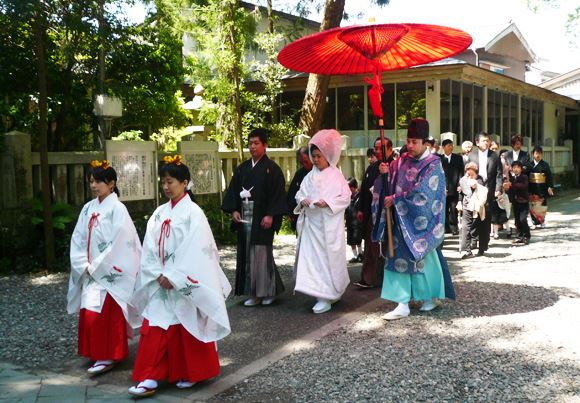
<box><xmin>374</xmin><ymin>119</ymin><xmax>455</xmax><ymax>320</ymax></box>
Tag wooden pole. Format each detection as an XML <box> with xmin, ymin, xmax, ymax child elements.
<box><xmin>379</xmin><ymin>123</ymin><xmax>394</xmax><ymax>258</ymax></box>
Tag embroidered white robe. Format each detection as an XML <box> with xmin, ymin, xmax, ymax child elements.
<box><xmin>67</xmin><ymin>193</ymin><xmax>142</xmax><ymax>329</ymax></box>
<box><xmin>294</xmin><ymin>165</ymin><xmax>351</xmax><ymax>300</ymax></box>
<box><xmin>132</xmin><ymin>197</ymin><xmax>231</xmax><ymax>343</ymax></box>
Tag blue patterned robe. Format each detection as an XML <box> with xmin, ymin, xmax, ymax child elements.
<box><xmin>372</xmin><ymin>151</ymin><xmax>455</xmax><ymax>300</ymax></box>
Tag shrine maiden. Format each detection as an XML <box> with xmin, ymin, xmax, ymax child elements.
<box><xmin>67</xmin><ymin>160</ymin><xmax>142</xmax><ymax>376</ymax></box>
<box><xmin>294</xmin><ymin>129</ymin><xmax>351</xmax><ymax>314</ymax></box>
<box><xmin>129</xmin><ymin>155</ymin><xmax>231</xmax><ymax>398</ymax></box>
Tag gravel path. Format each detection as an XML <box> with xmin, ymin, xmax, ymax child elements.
<box><xmin>209</xmin><ymin>191</ymin><xmax>580</xmax><ymax>402</ymax></box>
<box><xmin>0</xmin><ymin>235</ymin><xmax>299</xmax><ymax>371</ymax></box>
<box><xmin>1</xmin><ymin>191</ymin><xmax>579</xmax><ymax>402</ymax></box>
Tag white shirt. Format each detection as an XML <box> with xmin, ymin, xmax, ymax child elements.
<box><xmin>444</xmin><ymin>153</ymin><xmax>452</xmax><ymax>164</ymax></box>
<box><xmin>478</xmin><ymin>149</ymin><xmax>488</xmax><ymax>180</ymax></box>
<box><xmin>513</xmin><ymin>150</ymin><xmax>520</xmax><ymax>161</ymax></box>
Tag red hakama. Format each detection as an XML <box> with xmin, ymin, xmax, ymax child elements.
<box><xmin>132</xmin><ymin>319</ymin><xmax>220</xmax><ymax>383</ymax></box>
<box><xmin>78</xmin><ymin>293</ymin><xmax>128</xmax><ymax>361</ymax></box>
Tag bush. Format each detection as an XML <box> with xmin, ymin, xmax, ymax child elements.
<box><xmin>195</xmin><ymin>194</ymin><xmax>237</xmax><ymax>246</ymax></box>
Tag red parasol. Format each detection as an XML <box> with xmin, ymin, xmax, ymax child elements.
<box><xmin>278</xmin><ymin>23</ymin><xmax>472</xmax><ymax>119</ymax></box>
<box><xmin>278</xmin><ymin>23</ymin><xmax>472</xmax><ymax>257</ymax></box>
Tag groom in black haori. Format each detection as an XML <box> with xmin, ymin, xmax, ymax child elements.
<box><xmin>222</xmin><ymin>128</ymin><xmax>287</xmax><ymax>307</ymax></box>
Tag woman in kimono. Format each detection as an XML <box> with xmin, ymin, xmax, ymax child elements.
<box><xmin>293</xmin><ymin>130</ymin><xmax>351</xmax><ymax>314</ymax></box>
<box><xmin>68</xmin><ymin>160</ymin><xmax>142</xmax><ymax>376</ymax></box>
<box><xmin>129</xmin><ymin>155</ymin><xmax>231</xmax><ymax>398</ymax></box>
<box><xmin>528</xmin><ymin>146</ymin><xmax>554</xmax><ymax>229</ymax></box>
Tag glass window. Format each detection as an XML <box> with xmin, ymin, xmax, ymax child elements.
<box><xmin>396</xmin><ymin>81</ymin><xmax>426</xmax><ymax>129</ymax></box>
<box><xmin>321</xmin><ymin>88</ymin><xmax>336</xmax><ymax>129</ymax></box>
<box><xmin>537</xmin><ymin>101</ymin><xmax>544</xmax><ymax>145</ymax></box>
<box><xmin>510</xmin><ymin>94</ymin><xmax>518</xmax><ymax>136</ymax></box>
<box><xmin>473</xmin><ymin>85</ymin><xmax>483</xmax><ymax>137</ymax></box>
<box><xmin>280</xmin><ymin>91</ymin><xmax>305</xmax><ymax>126</ymax></box>
<box><xmin>440</xmin><ymin>80</ymin><xmax>450</xmax><ymax>133</ymax></box>
<box><xmin>451</xmin><ymin>81</ymin><xmax>460</xmax><ymax>135</ymax></box>
<box><xmin>495</xmin><ymin>90</ymin><xmax>502</xmax><ymax>137</ymax></box>
<box><xmin>502</xmin><ymin>92</ymin><xmax>510</xmax><ymax>144</ymax></box>
<box><xmin>462</xmin><ymin>83</ymin><xmax>473</xmax><ymax>144</ymax></box>
<box><xmin>337</xmin><ymin>86</ymin><xmax>365</xmax><ymax>131</ymax></box>
<box><xmin>487</xmin><ymin>89</ymin><xmax>496</xmax><ymax>134</ymax></box>
<box><xmin>521</xmin><ymin>97</ymin><xmax>530</xmax><ymax>138</ymax></box>
<box><xmin>368</xmin><ymin>83</ymin><xmax>395</xmax><ymax>130</ymax></box>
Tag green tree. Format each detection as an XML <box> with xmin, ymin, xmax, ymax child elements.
<box><xmin>1</xmin><ymin>0</ymin><xmax>189</xmax><ymax>150</ymax></box>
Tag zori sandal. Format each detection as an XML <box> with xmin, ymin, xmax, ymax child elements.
<box><xmin>128</xmin><ymin>380</ymin><xmax>158</xmax><ymax>398</ymax></box>
<box><xmin>87</xmin><ymin>361</ymin><xmax>115</xmax><ymax>376</ymax></box>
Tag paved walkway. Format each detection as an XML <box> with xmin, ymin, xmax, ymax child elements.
<box><xmin>1</xmin><ymin>190</ymin><xmax>579</xmax><ymax>402</ymax></box>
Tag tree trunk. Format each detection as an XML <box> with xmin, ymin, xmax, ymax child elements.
<box><xmin>34</xmin><ymin>3</ymin><xmax>56</xmax><ymax>270</ymax></box>
<box><xmin>266</xmin><ymin>0</ymin><xmax>274</xmax><ymax>34</ymax></box>
<box><xmin>298</xmin><ymin>0</ymin><xmax>345</xmax><ymax>136</ymax></box>
<box><xmin>226</xmin><ymin>0</ymin><xmax>244</xmax><ymax>162</ymax></box>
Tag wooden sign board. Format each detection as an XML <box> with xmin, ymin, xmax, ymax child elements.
<box><xmin>105</xmin><ymin>140</ymin><xmax>157</xmax><ymax>201</ymax></box>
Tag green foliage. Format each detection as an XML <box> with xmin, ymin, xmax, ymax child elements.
<box><xmin>181</xmin><ymin>0</ymin><xmax>255</xmax><ymax>152</ymax></box>
<box><xmin>1</xmin><ymin>0</ymin><xmax>189</xmax><ymax>149</ymax></box>
<box><xmin>0</xmin><ymin>199</ymin><xmax>76</xmax><ymax>274</ymax></box>
<box><xmin>150</xmin><ymin>126</ymin><xmax>188</xmax><ymax>151</ymax></box>
<box><xmin>195</xmin><ymin>194</ymin><xmax>237</xmax><ymax>245</ymax></box>
<box><xmin>112</xmin><ymin>130</ymin><xmax>145</xmax><ymax>141</ymax></box>
<box><xmin>30</xmin><ymin>199</ymin><xmax>76</xmax><ymax>230</ymax></box>
<box><xmin>182</xmin><ymin>0</ymin><xmax>301</xmax><ymax>149</ymax></box>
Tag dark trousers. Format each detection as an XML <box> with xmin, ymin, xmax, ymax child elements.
<box><xmin>476</xmin><ymin>204</ymin><xmax>491</xmax><ymax>252</ymax></box>
<box><xmin>460</xmin><ymin>209</ymin><xmax>480</xmax><ymax>253</ymax></box>
<box><xmin>445</xmin><ymin>195</ymin><xmax>459</xmax><ymax>233</ymax></box>
<box><xmin>513</xmin><ymin>202</ymin><xmax>531</xmax><ymax>239</ymax></box>
<box><xmin>360</xmin><ymin>219</ymin><xmax>384</xmax><ymax>287</ymax></box>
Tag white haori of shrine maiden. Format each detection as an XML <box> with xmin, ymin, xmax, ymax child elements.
<box><xmin>67</xmin><ymin>192</ymin><xmax>142</xmax><ymax>328</ymax></box>
<box><xmin>131</xmin><ymin>197</ymin><xmax>232</xmax><ymax>343</ymax></box>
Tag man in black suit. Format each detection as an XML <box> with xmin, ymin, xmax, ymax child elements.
<box><xmin>505</xmin><ymin>134</ymin><xmax>530</xmax><ymax>172</ymax></box>
<box><xmin>440</xmin><ymin>139</ymin><xmax>464</xmax><ymax>235</ymax></box>
<box><xmin>467</xmin><ymin>132</ymin><xmax>503</xmax><ymax>255</ymax></box>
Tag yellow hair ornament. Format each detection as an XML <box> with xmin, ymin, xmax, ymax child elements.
<box><xmin>163</xmin><ymin>154</ymin><xmax>183</xmax><ymax>165</ymax></box>
<box><xmin>90</xmin><ymin>160</ymin><xmax>110</xmax><ymax>170</ymax></box>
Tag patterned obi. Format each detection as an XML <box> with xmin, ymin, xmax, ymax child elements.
<box><xmin>529</xmin><ymin>173</ymin><xmax>546</xmax><ymax>184</ymax></box>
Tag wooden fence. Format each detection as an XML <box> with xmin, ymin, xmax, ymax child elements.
<box><xmin>0</xmin><ymin>130</ymin><xmax>575</xmax><ymax>211</ymax></box>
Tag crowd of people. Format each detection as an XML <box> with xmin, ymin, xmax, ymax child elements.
<box><xmin>66</xmin><ymin>122</ymin><xmax>554</xmax><ymax>398</ymax></box>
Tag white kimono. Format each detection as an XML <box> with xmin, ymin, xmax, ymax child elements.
<box><xmin>67</xmin><ymin>193</ymin><xmax>142</xmax><ymax>329</ymax></box>
<box><xmin>293</xmin><ymin>130</ymin><xmax>351</xmax><ymax>301</ymax></box>
<box><xmin>132</xmin><ymin>196</ymin><xmax>231</xmax><ymax>343</ymax></box>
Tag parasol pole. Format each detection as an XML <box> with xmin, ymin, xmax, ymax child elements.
<box><xmin>379</xmin><ymin>122</ymin><xmax>395</xmax><ymax>258</ymax></box>
<box><xmin>367</xmin><ymin>63</ymin><xmax>394</xmax><ymax>258</ymax></box>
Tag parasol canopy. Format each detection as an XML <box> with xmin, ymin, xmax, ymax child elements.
<box><xmin>278</xmin><ymin>23</ymin><xmax>472</xmax><ymax>75</ymax></box>
<box><xmin>278</xmin><ymin>23</ymin><xmax>472</xmax><ymax>119</ymax></box>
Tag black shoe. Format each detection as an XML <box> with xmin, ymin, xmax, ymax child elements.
<box><xmin>357</xmin><ymin>254</ymin><xmax>364</xmax><ymax>262</ymax></box>
<box><xmin>452</xmin><ymin>230</ymin><xmax>459</xmax><ymax>236</ymax></box>
<box><xmin>511</xmin><ymin>238</ymin><xmax>523</xmax><ymax>245</ymax></box>
<box><xmin>354</xmin><ymin>281</ymin><xmax>373</xmax><ymax>289</ymax></box>
<box><xmin>477</xmin><ymin>250</ymin><xmax>485</xmax><ymax>256</ymax></box>
<box><xmin>460</xmin><ymin>251</ymin><xmax>473</xmax><ymax>259</ymax></box>
<box><xmin>349</xmin><ymin>257</ymin><xmax>358</xmax><ymax>263</ymax></box>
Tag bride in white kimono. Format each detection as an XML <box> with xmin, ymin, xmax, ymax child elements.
<box><xmin>68</xmin><ymin>160</ymin><xmax>142</xmax><ymax>376</ymax></box>
<box><xmin>129</xmin><ymin>155</ymin><xmax>231</xmax><ymax>398</ymax></box>
<box><xmin>294</xmin><ymin>129</ymin><xmax>351</xmax><ymax>314</ymax></box>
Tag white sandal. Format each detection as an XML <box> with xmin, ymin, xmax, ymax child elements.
<box><xmin>128</xmin><ymin>380</ymin><xmax>158</xmax><ymax>397</ymax></box>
